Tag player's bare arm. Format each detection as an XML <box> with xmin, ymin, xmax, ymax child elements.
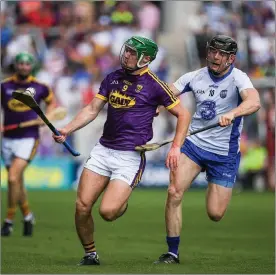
<box><xmin>168</xmin><ymin>83</ymin><xmax>181</xmax><ymax>97</ymax></box>
<box><xmin>165</xmin><ymin>104</ymin><xmax>191</xmax><ymax>170</ymax></box>
<box><xmin>219</xmin><ymin>88</ymin><xmax>261</xmax><ymax>126</ymax></box>
<box><xmin>53</xmin><ymin>97</ymin><xmax>106</xmax><ymax>143</ymax></box>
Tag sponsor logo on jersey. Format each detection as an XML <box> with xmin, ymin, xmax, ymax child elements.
<box><xmin>209</xmin><ymin>84</ymin><xmax>219</xmax><ymax>88</ymax></box>
<box><xmin>7</xmin><ymin>89</ymin><xmax>31</xmax><ymax>112</ymax></box>
<box><xmin>220</xmin><ymin>89</ymin><xmax>227</xmax><ymax>99</ymax></box>
<box><xmin>111</xmin><ymin>80</ymin><xmax>119</xmax><ymax>84</ymax></box>
<box><xmin>209</xmin><ymin>89</ymin><xmax>215</xmax><ymax>96</ymax></box>
<box><xmin>199</xmin><ymin>100</ymin><xmax>216</xmax><ymax>120</ymax></box>
<box><xmin>8</xmin><ymin>98</ymin><xmax>31</xmax><ymax>112</ymax></box>
<box><xmin>123</xmin><ymin>80</ymin><xmax>132</xmax><ymax>85</ymax></box>
<box><xmin>196</xmin><ymin>89</ymin><xmax>205</xmax><ymax>94</ymax></box>
<box><xmin>135</xmin><ymin>84</ymin><xmax>143</xmax><ymax>93</ymax></box>
<box><xmin>109</xmin><ymin>90</ymin><xmax>136</xmax><ymax>108</ymax></box>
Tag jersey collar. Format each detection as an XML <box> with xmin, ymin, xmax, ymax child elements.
<box><xmin>208</xmin><ymin>64</ymin><xmax>234</xmax><ymax>83</ymax></box>
<box><xmin>12</xmin><ymin>74</ymin><xmax>34</xmax><ymax>83</ymax></box>
<box><xmin>139</xmin><ymin>67</ymin><xmax>149</xmax><ymax>76</ymax></box>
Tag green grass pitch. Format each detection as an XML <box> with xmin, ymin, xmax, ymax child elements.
<box><xmin>1</xmin><ymin>189</ymin><xmax>275</xmax><ymax>274</ymax></box>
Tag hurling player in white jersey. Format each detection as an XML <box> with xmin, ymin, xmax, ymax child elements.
<box><xmin>155</xmin><ymin>35</ymin><xmax>261</xmax><ymax>264</ymax></box>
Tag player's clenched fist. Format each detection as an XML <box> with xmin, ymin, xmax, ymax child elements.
<box><xmin>219</xmin><ymin>111</ymin><xmax>235</xmax><ymax>127</ymax></box>
<box><xmin>52</xmin><ymin>128</ymin><xmax>69</xmax><ymax>143</ymax></box>
<box><xmin>166</xmin><ymin>145</ymin><xmax>181</xmax><ymax>171</ymax></box>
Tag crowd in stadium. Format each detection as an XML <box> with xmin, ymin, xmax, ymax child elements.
<box><xmin>1</xmin><ymin>1</ymin><xmax>274</xmax><ymax>190</ymax></box>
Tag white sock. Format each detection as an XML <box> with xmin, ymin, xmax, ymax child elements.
<box><xmin>168</xmin><ymin>252</ymin><xmax>178</xmax><ymax>258</ymax></box>
<box><xmin>85</xmin><ymin>251</ymin><xmax>97</xmax><ymax>256</ymax></box>
<box><xmin>24</xmin><ymin>213</ymin><xmax>33</xmax><ymax>221</ymax></box>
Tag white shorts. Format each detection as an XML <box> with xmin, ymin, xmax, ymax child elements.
<box><xmin>84</xmin><ymin>142</ymin><xmax>146</xmax><ymax>188</ymax></box>
<box><xmin>1</xmin><ymin>137</ymin><xmax>39</xmax><ymax>167</ymax></box>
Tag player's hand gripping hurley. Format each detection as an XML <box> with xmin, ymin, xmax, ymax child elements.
<box><xmin>12</xmin><ymin>90</ymin><xmax>80</xmax><ymax>157</ymax></box>
<box><xmin>135</xmin><ymin>122</ymin><xmax>231</xmax><ymax>152</ymax></box>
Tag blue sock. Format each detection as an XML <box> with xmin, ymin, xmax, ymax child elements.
<box><xmin>166</xmin><ymin>236</ymin><xmax>180</xmax><ymax>256</ymax></box>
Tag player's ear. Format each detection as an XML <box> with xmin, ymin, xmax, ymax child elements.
<box><xmin>143</xmin><ymin>55</ymin><xmax>151</xmax><ymax>63</ymax></box>
<box><xmin>229</xmin><ymin>54</ymin><xmax>236</xmax><ymax>64</ymax></box>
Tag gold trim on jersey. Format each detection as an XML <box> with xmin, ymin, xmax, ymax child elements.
<box><xmin>166</xmin><ymin>99</ymin><xmax>180</xmax><ymax>110</ymax></box>
<box><xmin>44</xmin><ymin>89</ymin><xmax>54</xmax><ymax>103</ymax></box>
<box><xmin>139</xmin><ymin>68</ymin><xmax>149</xmax><ymax>76</ymax></box>
<box><xmin>148</xmin><ymin>71</ymin><xmax>178</xmax><ymax>103</ymax></box>
<box><xmin>1</xmin><ymin>76</ymin><xmax>14</xmax><ymax>83</ymax></box>
<box><xmin>96</xmin><ymin>94</ymin><xmax>108</xmax><ymax>101</ymax></box>
<box><xmin>131</xmin><ymin>152</ymin><xmax>146</xmax><ymax>188</ymax></box>
<box><xmin>29</xmin><ymin>139</ymin><xmax>40</xmax><ymax>161</ymax></box>
<box><xmin>11</xmin><ymin>75</ymin><xmax>35</xmax><ymax>83</ymax></box>
<box><xmin>31</xmin><ymin>79</ymin><xmax>54</xmax><ymax>103</ymax></box>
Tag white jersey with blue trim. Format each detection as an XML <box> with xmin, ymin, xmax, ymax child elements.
<box><xmin>174</xmin><ymin>65</ymin><xmax>254</xmax><ymax>156</ymax></box>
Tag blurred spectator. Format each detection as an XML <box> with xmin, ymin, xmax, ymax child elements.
<box><xmin>3</xmin><ymin>25</ymin><xmax>37</xmax><ymax>69</ymax></box>
<box><xmin>1</xmin><ymin>11</ymin><xmax>13</xmax><ymax>48</ymax></box>
<box><xmin>186</xmin><ymin>7</ymin><xmax>209</xmax><ymax>35</ymax></box>
<box><xmin>1</xmin><ymin>10</ymin><xmax>13</xmax><ymax>68</ymax></box>
<box><xmin>37</xmin><ymin>37</ymin><xmax>67</xmax><ymax>86</ymax></box>
<box><xmin>238</xmin><ymin>139</ymin><xmax>267</xmax><ymax>190</ymax></box>
<box><xmin>73</xmin><ymin>1</ymin><xmax>95</xmax><ymax>33</ymax></box>
<box><xmin>111</xmin><ymin>1</ymin><xmax>134</xmax><ymax>26</ymax></box>
<box><xmin>137</xmin><ymin>1</ymin><xmax>160</xmax><ymax>40</ymax></box>
<box><xmin>194</xmin><ymin>24</ymin><xmax>213</xmax><ymax>67</ymax></box>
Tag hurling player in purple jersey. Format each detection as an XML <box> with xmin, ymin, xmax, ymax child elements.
<box><xmin>53</xmin><ymin>36</ymin><xmax>191</xmax><ymax>265</ymax></box>
<box><xmin>1</xmin><ymin>53</ymin><xmax>56</xmax><ymax>237</ymax></box>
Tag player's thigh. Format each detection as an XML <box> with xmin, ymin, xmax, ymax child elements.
<box><xmin>77</xmin><ymin>143</ymin><xmax>114</xmax><ymax>210</ymax></box>
<box><xmin>100</xmin><ymin>149</ymin><xmax>146</xmax><ymax>212</ymax></box>
<box><xmin>170</xmin><ymin>153</ymin><xmax>202</xmax><ymax>194</ymax></box>
<box><xmin>205</xmin><ymin>152</ymin><xmax>240</xmax><ymax>219</ymax></box>
<box><xmin>76</xmin><ymin>168</ymin><xmax>110</xmax><ymax>211</ymax></box>
<box><xmin>100</xmin><ymin>179</ymin><xmax>132</xmax><ymax>214</ymax></box>
<box><xmin>170</xmin><ymin>139</ymin><xmax>203</xmax><ymax>196</ymax></box>
<box><xmin>206</xmin><ymin>183</ymin><xmax>233</xmax><ymax>219</ymax></box>
<box><xmin>8</xmin><ymin>157</ymin><xmax>29</xmax><ymax>182</ymax></box>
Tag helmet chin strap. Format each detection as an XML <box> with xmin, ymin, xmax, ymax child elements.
<box><xmin>122</xmin><ymin>60</ymin><xmax>148</xmax><ymax>73</ymax></box>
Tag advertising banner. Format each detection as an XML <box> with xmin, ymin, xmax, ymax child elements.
<box><xmin>1</xmin><ymin>157</ymin><xmax>75</xmax><ymax>190</ymax></box>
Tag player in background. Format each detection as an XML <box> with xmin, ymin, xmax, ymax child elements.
<box><xmin>1</xmin><ymin>52</ymin><xmax>56</xmax><ymax>237</ymax></box>
<box><xmin>53</xmin><ymin>36</ymin><xmax>191</xmax><ymax>265</ymax></box>
<box><xmin>154</xmin><ymin>35</ymin><xmax>261</xmax><ymax>264</ymax></box>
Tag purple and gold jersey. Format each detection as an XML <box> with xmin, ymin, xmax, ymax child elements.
<box><xmin>96</xmin><ymin>68</ymin><xmax>180</xmax><ymax>151</ymax></box>
<box><xmin>1</xmin><ymin>75</ymin><xmax>53</xmax><ymax>139</ymax></box>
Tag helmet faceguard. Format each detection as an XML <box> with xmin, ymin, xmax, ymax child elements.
<box><xmin>206</xmin><ymin>35</ymin><xmax>238</xmax><ymax>76</ymax></box>
<box><xmin>120</xmin><ymin>36</ymin><xmax>158</xmax><ymax>72</ymax></box>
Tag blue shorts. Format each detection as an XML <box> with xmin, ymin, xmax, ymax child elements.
<box><xmin>181</xmin><ymin>139</ymin><xmax>241</xmax><ymax>188</ymax></box>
